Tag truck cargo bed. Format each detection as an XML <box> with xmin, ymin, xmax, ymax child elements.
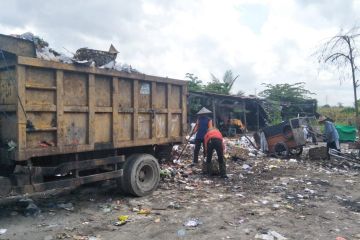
<box><xmin>0</xmin><ymin>55</ymin><xmax>187</xmax><ymax>162</ymax></box>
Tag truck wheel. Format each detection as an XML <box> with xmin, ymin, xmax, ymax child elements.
<box><xmin>121</xmin><ymin>154</ymin><xmax>160</xmax><ymax>197</ymax></box>
<box><xmin>274</xmin><ymin>142</ymin><xmax>289</xmax><ymax>158</ymax></box>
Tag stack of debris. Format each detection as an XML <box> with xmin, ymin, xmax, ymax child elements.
<box><xmin>11</xmin><ymin>32</ymin><xmax>140</xmax><ymax>73</ymax></box>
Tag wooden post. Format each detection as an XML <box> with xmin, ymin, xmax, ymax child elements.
<box><xmin>16</xmin><ymin>65</ymin><xmax>26</xmax><ymax>151</ymax></box>
<box><xmin>88</xmin><ymin>74</ymin><xmax>95</xmax><ymax>146</ymax></box>
<box><xmin>167</xmin><ymin>84</ymin><xmax>171</xmax><ymax>137</ymax></box>
<box><xmin>112</xmin><ymin>77</ymin><xmax>120</xmax><ymax>144</ymax></box>
<box><xmin>56</xmin><ymin>70</ymin><xmax>64</xmax><ymax>148</ymax></box>
<box><xmin>133</xmin><ymin>80</ymin><xmax>139</xmax><ymax>140</ymax></box>
<box><xmin>212</xmin><ymin>97</ymin><xmax>216</xmax><ymax>127</ymax></box>
<box><xmin>181</xmin><ymin>85</ymin><xmax>188</xmax><ymax>137</ymax></box>
<box><xmin>151</xmin><ymin>82</ymin><xmax>156</xmax><ymax>139</ymax></box>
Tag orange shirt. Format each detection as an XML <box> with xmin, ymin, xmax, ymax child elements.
<box><xmin>204</xmin><ymin>128</ymin><xmax>224</xmax><ymax>152</ymax></box>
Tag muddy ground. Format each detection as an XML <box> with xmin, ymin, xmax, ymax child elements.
<box><xmin>0</xmin><ymin>143</ymin><xmax>359</xmax><ymax>240</ymax></box>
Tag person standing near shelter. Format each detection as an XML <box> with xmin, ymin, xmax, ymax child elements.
<box><xmin>318</xmin><ymin>116</ymin><xmax>340</xmax><ymax>159</ymax></box>
<box><xmin>204</xmin><ymin>127</ymin><xmax>227</xmax><ymax>178</ymax></box>
<box><xmin>192</xmin><ymin>107</ymin><xmax>213</xmax><ymax>165</ymax></box>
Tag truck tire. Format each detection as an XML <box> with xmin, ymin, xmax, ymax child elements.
<box><xmin>121</xmin><ymin>154</ymin><xmax>160</xmax><ymax>197</ymax></box>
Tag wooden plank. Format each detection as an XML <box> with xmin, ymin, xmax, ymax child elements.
<box><xmin>17</xmin><ymin>56</ymin><xmax>187</xmax><ymax>86</ymax></box>
<box><xmin>64</xmin><ymin>106</ymin><xmax>89</xmax><ymax>112</ymax></box>
<box><xmin>151</xmin><ymin>81</ymin><xmax>156</xmax><ymax>139</ymax></box>
<box><xmin>25</xmin><ymin>85</ymin><xmax>57</xmax><ymax>91</ymax></box>
<box><xmin>88</xmin><ymin>74</ymin><xmax>95</xmax><ymax>146</ymax></box>
<box><xmin>133</xmin><ymin>80</ymin><xmax>138</xmax><ymax>140</ymax></box>
<box><xmin>112</xmin><ymin>77</ymin><xmax>120</xmax><ymax>143</ymax></box>
<box><xmin>25</xmin><ymin>105</ymin><xmax>56</xmax><ymax>112</ymax></box>
<box><xmin>212</xmin><ymin>97</ymin><xmax>216</xmax><ymax>127</ymax></box>
<box><xmin>167</xmin><ymin>84</ymin><xmax>171</xmax><ymax>138</ymax></box>
<box><xmin>16</xmin><ymin>65</ymin><xmax>27</xmax><ymax>152</ymax></box>
<box><xmin>56</xmin><ymin>70</ymin><xmax>64</xmax><ymax>147</ymax></box>
<box><xmin>95</xmin><ymin>107</ymin><xmax>113</xmax><ymax>113</ymax></box>
<box><xmin>118</xmin><ymin>107</ymin><xmax>134</xmax><ymax>113</ymax></box>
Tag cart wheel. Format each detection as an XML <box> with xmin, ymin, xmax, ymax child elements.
<box><xmin>120</xmin><ymin>154</ymin><xmax>160</xmax><ymax>197</ymax></box>
<box><xmin>290</xmin><ymin>146</ymin><xmax>303</xmax><ymax>156</ymax></box>
<box><xmin>274</xmin><ymin>142</ymin><xmax>289</xmax><ymax>158</ymax></box>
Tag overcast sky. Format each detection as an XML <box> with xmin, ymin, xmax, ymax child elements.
<box><xmin>1</xmin><ymin>0</ymin><xmax>360</xmax><ymax>106</ymax></box>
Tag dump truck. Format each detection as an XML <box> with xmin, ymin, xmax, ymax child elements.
<box><xmin>0</xmin><ymin>34</ymin><xmax>187</xmax><ymax>198</ymax></box>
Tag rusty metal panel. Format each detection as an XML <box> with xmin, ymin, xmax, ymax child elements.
<box><xmin>0</xmin><ymin>69</ymin><xmax>17</xmax><ymax>105</ymax></box>
<box><xmin>63</xmin><ymin>72</ymin><xmax>88</xmax><ymax>106</ymax></box>
<box><xmin>95</xmin><ymin>113</ymin><xmax>112</xmax><ymax>143</ymax></box>
<box><xmin>26</xmin><ymin>131</ymin><xmax>56</xmax><ymax>148</ymax></box>
<box><xmin>25</xmin><ymin>89</ymin><xmax>55</xmax><ymax>106</ymax></box>
<box><xmin>27</xmin><ymin>112</ymin><xmax>56</xmax><ymax>129</ymax></box>
<box><xmin>138</xmin><ymin>113</ymin><xmax>151</xmax><ymax>139</ymax></box>
<box><xmin>95</xmin><ymin>75</ymin><xmax>112</xmax><ymax>107</ymax></box>
<box><xmin>155</xmin><ymin>114</ymin><xmax>167</xmax><ymax>138</ymax></box>
<box><xmin>118</xmin><ymin>78</ymin><xmax>133</xmax><ymax>108</ymax></box>
<box><xmin>63</xmin><ymin>113</ymin><xmax>88</xmax><ymax>145</ymax></box>
<box><xmin>170</xmin><ymin>85</ymin><xmax>181</xmax><ymax>109</ymax></box>
<box><xmin>26</xmin><ymin>67</ymin><xmax>55</xmax><ymax>87</ymax></box>
<box><xmin>138</xmin><ymin>81</ymin><xmax>151</xmax><ymax>109</ymax></box>
<box><xmin>171</xmin><ymin>114</ymin><xmax>181</xmax><ymax>137</ymax></box>
<box><xmin>155</xmin><ymin>83</ymin><xmax>166</xmax><ymax>108</ymax></box>
<box><xmin>119</xmin><ymin>113</ymin><xmax>132</xmax><ymax>140</ymax></box>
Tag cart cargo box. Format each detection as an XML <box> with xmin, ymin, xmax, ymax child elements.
<box><xmin>0</xmin><ymin>34</ymin><xmax>187</xmax><ymax>197</ymax></box>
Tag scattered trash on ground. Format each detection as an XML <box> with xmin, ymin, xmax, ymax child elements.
<box><xmin>184</xmin><ymin>218</ymin><xmax>202</xmax><ymax>227</ymax></box>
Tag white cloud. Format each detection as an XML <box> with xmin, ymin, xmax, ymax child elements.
<box><xmin>0</xmin><ymin>0</ymin><xmax>359</xmax><ymax>106</ymax></box>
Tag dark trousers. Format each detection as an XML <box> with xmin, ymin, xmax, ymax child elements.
<box><xmin>206</xmin><ymin>138</ymin><xmax>226</xmax><ymax>176</ymax></box>
<box><xmin>327</xmin><ymin>141</ymin><xmax>340</xmax><ymax>160</ymax></box>
<box><xmin>193</xmin><ymin>139</ymin><xmax>205</xmax><ymax>163</ymax></box>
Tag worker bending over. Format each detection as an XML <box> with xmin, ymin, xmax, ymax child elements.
<box><xmin>204</xmin><ymin>127</ymin><xmax>227</xmax><ymax>178</ymax></box>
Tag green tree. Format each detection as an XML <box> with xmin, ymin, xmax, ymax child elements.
<box><xmin>259</xmin><ymin>82</ymin><xmax>315</xmax><ymax>122</ymax></box>
<box><xmin>185</xmin><ymin>73</ymin><xmax>203</xmax><ymax>92</ymax></box>
<box><xmin>259</xmin><ymin>82</ymin><xmax>314</xmax><ymax>102</ymax></box>
<box><xmin>204</xmin><ymin>70</ymin><xmax>238</xmax><ymax>94</ymax></box>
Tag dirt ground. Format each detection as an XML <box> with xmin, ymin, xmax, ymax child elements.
<box><xmin>0</xmin><ymin>142</ymin><xmax>359</xmax><ymax>240</ymax></box>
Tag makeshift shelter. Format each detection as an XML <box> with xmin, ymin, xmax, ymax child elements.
<box><xmin>188</xmin><ymin>91</ymin><xmax>269</xmax><ymax>132</ymax></box>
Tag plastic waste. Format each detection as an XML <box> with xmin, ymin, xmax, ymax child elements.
<box><xmin>115</xmin><ymin>215</ymin><xmax>129</xmax><ymax>226</ymax></box>
<box><xmin>184</xmin><ymin>218</ymin><xmax>202</xmax><ymax>227</ymax></box>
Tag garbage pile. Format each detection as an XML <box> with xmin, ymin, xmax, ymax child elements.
<box><xmin>12</xmin><ymin>32</ymin><xmax>140</xmax><ymax>73</ymax></box>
